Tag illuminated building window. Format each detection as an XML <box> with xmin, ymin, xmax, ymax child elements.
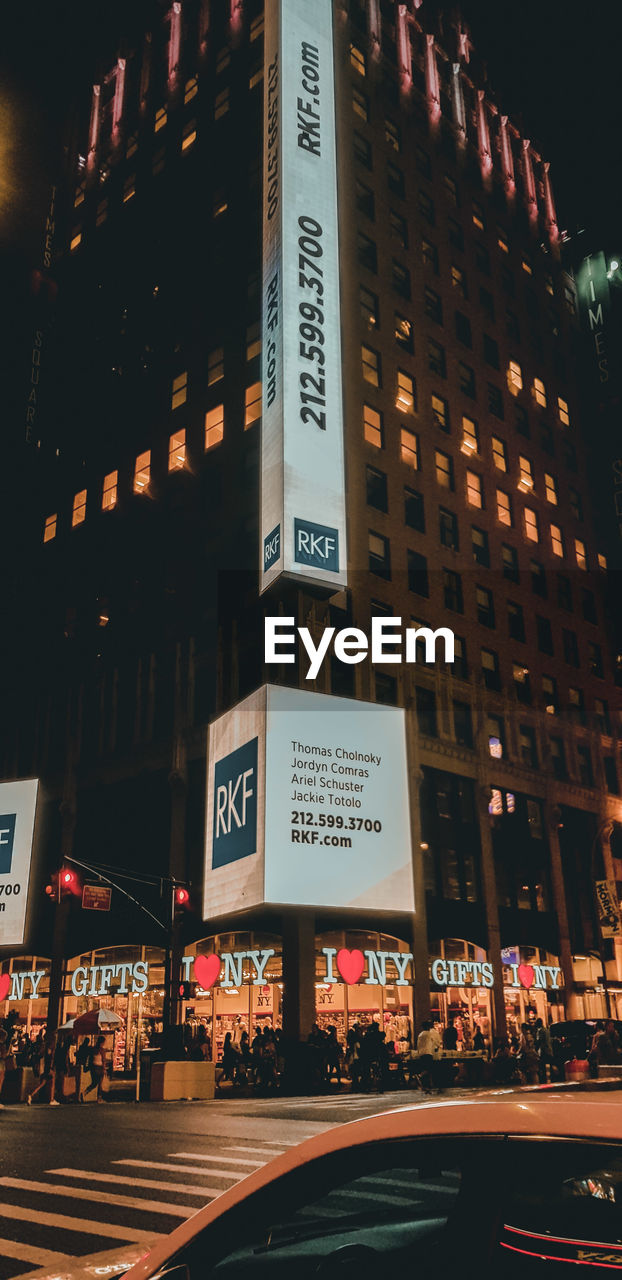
<box><xmin>558</xmin><ymin>396</ymin><xmax>570</xmax><ymax>426</ymax></box>
<box><xmin>435</xmin><ymin>450</ymin><xmax>453</xmax><ymax>490</ymax></box>
<box><xmin>214</xmin><ymin>89</ymin><xmax>230</xmax><ymax>120</ymax></box>
<box><xmin>521</xmin><ymin>254</ymin><xmax>533</xmax><ymax>275</ymax></box>
<box><xmin>550</xmin><ymin>524</ymin><xmax>564</xmax><ymax>557</ymax></box>
<box><xmin>352</xmin><ymin>87</ymin><xmax>368</xmax><ymax>120</ymax></box>
<box><xmin>184</xmin><ymin>77</ymin><xmax>198</xmax><ymax>104</ymax></box>
<box><xmin>361</xmin><ymin>344</ymin><xmax>381</xmax><ymax>387</ymax></box>
<box><xmin>431</xmin><ymin>393</ymin><xmax>448</xmax><ymax>431</ymax></box>
<box><xmin>496</xmin><ymin>490</ymin><xmax>512</xmax><ymax>527</ymax></box>
<box><xmin>575</xmin><ymin>539</ymin><xmax>587</xmax><ymax>569</ymax></box>
<box><xmin>213</xmin><ymin>190</ymin><xmax>227</xmax><ymax>218</ymax></box>
<box><xmin>123</xmin><ymin>176</ymin><xmax>136</xmax><ymax>203</ymax></box>
<box><xmin>171</xmin><ymin>371</ymin><xmax>188</xmax><ymax>409</ymax></box>
<box><xmin>401</xmin><ymin>428</ymin><xmax>419</xmax><ymax>468</ymax></box>
<box><xmin>216</xmin><ymin>48</ymin><xmax>231</xmax><ymax>74</ymax></box>
<box><xmin>533</xmin><ymin>377</ymin><xmax>547</xmax><ymax>408</ymax></box>
<box><xmin>451</xmin><ymin>264</ymin><xmax>468</xmax><ymax>298</ymax></box>
<box><xmin>96</xmin><ymin>199</ymin><xmax>108</xmax><ymax>227</ymax></box>
<box><xmin>385</xmin><ymin>119</ymin><xmax>400</xmax><ymax>152</ymax></box>
<box><xmin>497</xmin><ymin>229</ymin><xmax>509</xmax><ymax>253</ymax></box>
<box><xmin>524</xmin><ymin>507</ymin><xmax>539</xmax><ymax>542</ymax></box>
<box><xmin>168</xmin><ymin>429</ymin><xmax>186</xmax><ymax>471</ymax></box>
<box><xmin>70</xmin><ymin>230</ymin><xmax>82</xmax><ymax>252</ymax></box>
<box><xmin>518</xmin><ymin>456</ymin><xmax>534</xmax><ymax>492</ymax></box>
<box><xmin>102</xmin><ymin>471</ymin><xmax>118</xmax><ymax>511</ymax></box>
<box><xmin>466</xmin><ymin>470</ymin><xmax>483</xmax><ymax>509</ymax></box>
<box><xmin>250</xmin><ymin>14</ymin><xmax>264</xmax><ymax>39</ymax></box>
<box><xmin>134</xmin><ymin>451</ymin><xmax>151</xmax><ymax>493</ymax></box>
<box><xmin>245</xmin><ymin>381</ymin><xmax>262</xmax><ymax>429</ymax></box>
<box><xmin>74</xmin><ymin>181</ymin><xmax>86</xmax><ymax>208</ymax></box>
<box><xmin>350</xmin><ymin>44</ymin><xmax>366</xmax><ymax>75</ymax></box>
<box><xmin>155</xmin><ymin>107</ymin><xmax>167</xmax><ymax>132</ymax></box>
<box><xmin>472</xmin><ymin>201</ymin><xmax>485</xmax><ymax>230</ymax></box>
<box><xmin>491</xmin><ymin>437</ymin><xmax>508</xmax><ymax>472</ymax></box>
<box><xmin>461</xmin><ymin>415</ymin><xmax>479</xmax><ymax>455</ymax></box>
<box><xmin>43</xmin><ymin>514</ymin><xmax>57</xmax><ymax>543</ymax></box>
<box><xmin>205</xmin><ymin>404</ymin><xmax>224</xmax><ymax>450</ymax></box>
<box><xmin>364</xmin><ymin>404</ymin><xmax>383</xmax><ymax>448</ymax></box>
<box><xmin>126</xmin><ymin>133</ymin><xmax>138</xmax><ymax>158</ymax></box>
<box><xmin>544</xmin><ymin>473</ymin><xmax>558</xmax><ymax>505</ymax></box>
<box><xmin>396</xmin><ymin>370</ymin><xmax>416</xmax><ymax>413</ymax></box>
<box><xmin>395</xmin><ymin>314</ymin><xmax>413</xmax><ymax>353</ymax></box>
<box><xmin>72</xmin><ymin>490</ymin><xmax>87</xmax><ymax>527</ymax></box>
<box><xmin>182</xmin><ymin>121</ymin><xmax>197</xmax><ymax>151</ymax></box>
<box><xmin>598</xmin><ymin>553</ymin><xmax>607</xmax><ymax>570</ymax></box>
<box><xmin>545</xmin><ymin>273</ymin><xmax>554</xmax><ymax>296</ymax></box>
<box><xmin>360</xmin><ymin>285</ymin><xmax>379</xmax><ymax>329</ymax></box>
<box><xmin>542</xmin><ymin>675</ymin><xmax>558</xmax><ymax>716</ymax></box>
<box><xmin>208</xmin><ymin>348</ymin><xmax>224</xmax><ymax>385</ymax></box>
<box><xmin>507</xmin><ymin>360</ymin><xmax>523</xmax><ymax>395</ymax></box>
<box><xmin>489</xmin><ymin>788</ymin><xmax>503</xmax><ymax>816</ymax></box>
<box><xmin>249</xmin><ymin>66</ymin><xmax>263</xmax><ymax>90</ymax></box>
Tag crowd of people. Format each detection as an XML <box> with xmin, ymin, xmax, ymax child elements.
<box><xmin>0</xmin><ymin>1012</ymin><xmax>109</xmax><ymax>1104</ymax></box>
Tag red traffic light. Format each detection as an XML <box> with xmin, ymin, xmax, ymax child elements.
<box><xmin>45</xmin><ymin>883</ymin><xmax>55</xmax><ymax>897</ymax></box>
<box><xmin>59</xmin><ymin>868</ymin><xmax>81</xmax><ymax>896</ymax></box>
<box><xmin>175</xmin><ymin>887</ymin><xmax>190</xmax><ymax>908</ymax></box>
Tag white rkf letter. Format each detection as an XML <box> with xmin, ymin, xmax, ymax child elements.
<box><xmin>216</xmin><ymin>769</ymin><xmax>254</xmax><ymax>837</ymax></box>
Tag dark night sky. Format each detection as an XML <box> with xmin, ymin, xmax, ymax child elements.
<box><xmin>1</xmin><ymin>0</ymin><xmax>621</xmax><ymax>258</ymax></box>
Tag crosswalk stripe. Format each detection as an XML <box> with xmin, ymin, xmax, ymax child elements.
<box><xmin>335</xmin><ymin>1187</ymin><xmax>419</xmax><ymax>1208</ymax></box>
<box><xmin>169</xmin><ymin>1152</ymin><xmax>262</xmax><ymax>1167</ymax></box>
<box><xmin>114</xmin><ymin>1159</ymin><xmax>247</xmax><ymax>1180</ymax></box>
<box><xmin>0</xmin><ymin>1237</ymin><xmax>70</xmax><ymax>1268</ymax></box>
<box><xmin>226</xmin><ymin>1146</ymin><xmax>287</xmax><ymax>1156</ymax></box>
<box><xmin>0</xmin><ymin>1177</ymin><xmax>191</xmax><ymax>1219</ymax></box>
<box><xmin>0</xmin><ymin>1200</ymin><xmax>164</xmax><ymax>1243</ymax></box>
<box><xmin>49</xmin><ymin>1168</ymin><xmax>221</xmax><ymax>1199</ymax></box>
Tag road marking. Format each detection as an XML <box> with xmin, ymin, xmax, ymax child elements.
<box><xmin>0</xmin><ymin>1237</ymin><xmax>69</xmax><ymax>1268</ymax></box>
<box><xmin>226</xmin><ymin>1146</ymin><xmax>287</xmax><ymax>1156</ymax></box>
<box><xmin>0</xmin><ymin>1201</ymin><xmax>164</xmax><ymax>1242</ymax></box>
<box><xmin>114</xmin><ymin>1159</ymin><xmax>247</xmax><ymax>1180</ymax></box>
<box><xmin>169</xmin><ymin>1152</ymin><xmax>262</xmax><ymax>1167</ymax></box>
<box><xmin>49</xmin><ymin>1168</ymin><xmax>222</xmax><ymax>1199</ymax></box>
<box><xmin>0</xmin><ymin>1178</ymin><xmax>190</xmax><ymax>1219</ymax></box>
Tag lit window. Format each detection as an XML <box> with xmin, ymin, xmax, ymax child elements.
<box><xmin>575</xmin><ymin>538</ymin><xmax>587</xmax><ymax>568</ymax></box>
<box><xmin>364</xmin><ymin>404</ymin><xmax>383</xmax><ymax>448</ymax></box>
<box><xmin>168</xmin><ymin>429</ymin><xmax>186</xmax><ymax>471</ymax></box>
<box><xmin>466</xmin><ymin>470</ymin><xmax>483</xmax><ymax>508</ymax></box>
<box><xmin>558</xmin><ymin>396</ymin><xmax>570</xmax><ymax>426</ymax></box>
<box><xmin>43</xmin><ymin>514</ymin><xmax>57</xmax><ymax>543</ymax></box>
<box><xmin>208</xmin><ymin>348</ymin><xmax>224</xmax><ymax>385</ymax></box>
<box><xmin>451</xmin><ymin>264</ymin><xmax>467</xmax><ymax>297</ymax></box>
<box><xmin>123</xmin><ymin>176</ymin><xmax>135</xmax><ymax>203</ymax></box>
<box><xmin>497</xmin><ymin>229</ymin><xmax>509</xmax><ymax>253</ymax></box>
<box><xmin>544</xmin><ymin>473</ymin><xmax>558</xmax><ymax>505</ymax></box>
<box><xmin>205</xmin><ymin>404</ymin><xmax>224</xmax><ymax>450</ymax></box>
<box><xmin>102</xmin><ymin>471</ymin><xmax>118</xmax><ymax>511</ymax></box>
<box><xmin>435</xmin><ymin>450</ymin><xmax>453</xmax><ymax>490</ymax></box>
<box><xmin>182</xmin><ymin>121</ymin><xmax>197</xmax><ymax>151</ymax></box>
<box><xmin>352</xmin><ymin>86</ymin><xmax>368</xmax><ymax>120</ymax></box>
<box><xmin>134</xmin><ymin>450</ymin><xmax>151</xmax><ymax>492</ymax></box>
<box><xmin>72</xmin><ymin>490</ymin><xmax>87</xmax><ymax>527</ymax></box>
<box><xmin>245</xmin><ymin>381</ymin><xmax>262</xmax><ymax>429</ymax></box>
<box><xmin>214</xmin><ymin>89</ymin><xmax>230</xmax><ymax>120</ymax></box>
<box><xmin>496</xmin><ymin>490</ymin><xmax>512</xmax><ymax>526</ymax></box>
<box><xmin>598</xmin><ymin>553</ymin><xmax>607</xmax><ymax>570</ymax></box>
<box><xmin>550</xmin><ymin>524</ymin><xmax>564</xmax><ymax>557</ymax></box>
<box><xmin>461</xmin><ymin>415</ymin><xmax>479</xmax><ymax>454</ymax></box>
<box><xmin>507</xmin><ymin>360</ymin><xmax>523</xmax><ymax>395</ymax></box>
<box><xmin>70</xmin><ymin>230</ymin><xmax>81</xmax><ymax>252</ymax></box>
<box><xmin>524</xmin><ymin>507</ymin><xmax>539</xmax><ymax>542</ymax></box>
<box><xmin>521</xmin><ymin>255</ymin><xmax>533</xmax><ymax>275</ymax></box>
<box><xmin>518</xmin><ymin>455</ymin><xmax>534</xmax><ymax>492</ymax></box>
<box><xmin>431</xmin><ymin>394</ymin><xmax>448</xmax><ymax>431</ymax></box>
<box><xmin>401</xmin><ymin>428</ymin><xmax>419</xmax><ymax>468</ymax></box>
<box><xmin>250</xmin><ymin>14</ymin><xmax>264</xmax><ymax>39</ymax></box>
<box><xmin>396</xmin><ymin>370</ymin><xmax>415</xmax><ymax>413</ymax></box>
<box><xmin>171</xmin><ymin>371</ymin><xmax>188</xmax><ymax>410</ymax></box>
<box><xmin>74</xmin><ymin>181</ymin><xmax>85</xmax><ymax>208</ymax></box>
<box><xmin>246</xmin><ymin>327</ymin><xmax>261</xmax><ymax>361</ymax></box>
<box><xmin>472</xmin><ymin>201</ymin><xmax>485</xmax><ymax>231</ymax></box>
<box><xmin>216</xmin><ymin>48</ymin><xmax>231</xmax><ymax>74</ymax></box>
<box><xmin>184</xmin><ymin>77</ymin><xmax>198</xmax><ymax>104</ymax></box>
<box><xmin>362</xmin><ymin>345</ymin><xmax>380</xmax><ymax>386</ymax></box>
<box><xmin>533</xmin><ymin>377</ymin><xmax>547</xmax><ymax>408</ymax></box>
<box><xmin>249</xmin><ymin>66</ymin><xmax>263</xmax><ymax>90</ymax></box>
<box><xmin>350</xmin><ymin>44</ymin><xmax>366</xmax><ymax>75</ymax></box>
<box><xmin>491</xmin><ymin>437</ymin><xmax>508</xmax><ymax>472</ymax></box>
<box><xmin>154</xmin><ymin>107</ymin><xmax>167</xmax><ymax>132</ymax></box>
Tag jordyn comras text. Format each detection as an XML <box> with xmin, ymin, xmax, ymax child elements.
<box><xmin>265</xmin><ymin>617</ymin><xmax>455</xmax><ymax>680</ymax></box>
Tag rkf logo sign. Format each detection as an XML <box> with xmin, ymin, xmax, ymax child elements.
<box><xmin>212</xmin><ymin>738</ymin><xmax>258</xmax><ymax>868</ymax></box>
<box><xmin>0</xmin><ymin>815</ymin><xmax>16</xmax><ymax>875</ymax></box>
<box><xmin>264</xmin><ymin>524</ymin><xmax>281</xmax><ymax>572</ymax></box>
<box><xmin>294</xmin><ymin>518</ymin><xmax>339</xmax><ymax>573</ymax></box>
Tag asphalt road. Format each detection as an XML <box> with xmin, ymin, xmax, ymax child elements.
<box><xmin>0</xmin><ymin>1089</ymin><xmax>419</xmax><ymax>1279</ymax></box>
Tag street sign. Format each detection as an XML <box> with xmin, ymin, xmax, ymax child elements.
<box><xmin>82</xmin><ymin>884</ymin><xmax>112</xmax><ymax>912</ymax></box>
<box><xmin>595</xmin><ymin>879</ymin><xmax>622</xmax><ymax>938</ymax></box>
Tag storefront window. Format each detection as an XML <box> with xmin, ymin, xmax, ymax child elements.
<box><xmin>181</xmin><ymin>933</ymin><xmax>283</xmax><ymax>1062</ymax></box>
<box><xmin>63</xmin><ymin>946</ymin><xmax>165</xmax><ymax>1075</ymax></box>
<box><xmin>501</xmin><ymin>945</ymin><xmax>563</xmax><ymax>1036</ymax></box>
<box><xmin>429</xmin><ymin>938</ymin><xmax>492</xmax><ymax>1049</ymax></box>
<box><xmin>0</xmin><ymin>956</ymin><xmax>50</xmax><ymax>1040</ymax></box>
<box><xmin>315</xmin><ymin>930</ymin><xmax>414</xmax><ymax>1053</ymax></box>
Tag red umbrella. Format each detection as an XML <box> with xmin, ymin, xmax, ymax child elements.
<box><xmin>71</xmin><ymin>1008</ymin><xmax>123</xmax><ymax>1035</ymax></box>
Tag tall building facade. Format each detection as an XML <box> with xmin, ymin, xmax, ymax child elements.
<box><xmin>2</xmin><ymin>0</ymin><xmax>622</xmax><ymax>1072</ymax></box>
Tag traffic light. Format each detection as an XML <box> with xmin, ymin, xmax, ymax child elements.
<box><xmin>178</xmin><ymin>981</ymin><xmax>195</xmax><ymax>1000</ymax></box>
<box><xmin>45</xmin><ymin>867</ymin><xmax>82</xmax><ymax>902</ymax></box>
<box><xmin>175</xmin><ymin>887</ymin><xmax>190</xmax><ymax>908</ymax></box>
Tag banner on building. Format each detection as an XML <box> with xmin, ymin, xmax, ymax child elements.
<box><xmin>260</xmin><ymin>0</ymin><xmax>347</xmax><ymax>593</ymax></box>
<box><xmin>0</xmin><ymin>778</ymin><xmax>39</xmax><ymax>948</ymax></box>
<box><xmin>595</xmin><ymin>879</ymin><xmax>622</xmax><ymax>939</ymax></box>
<box><xmin>204</xmin><ymin>686</ymin><xmax>414</xmax><ymax>917</ymax></box>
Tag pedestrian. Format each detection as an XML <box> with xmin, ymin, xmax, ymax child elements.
<box><xmin>325</xmin><ymin>1026</ymin><xmax>342</xmax><ymax>1084</ymax></box>
<box><xmin>534</xmin><ymin>1017</ymin><xmax>553</xmax><ymax>1082</ymax></box>
<box><xmin>251</xmin><ymin>1027</ymin><xmax>263</xmax><ymax>1084</ymax></box>
<box><xmin>416</xmin><ymin>1020</ymin><xmax>441</xmax><ymax>1093</ymax></box>
<box><xmin>443</xmin><ymin>1019</ymin><xmax>458</xmax><ymax>1051</ymax></box>
<box><xmin>80</xmin><ymin>1035</ymin><xmax>107</xmax><ymax>1103</ymax></box>
<box><xmin>27</xmin><ymin>1033</ymin><xmax>60</xmax><ymax>1105</ymax></box>
<box><xmin>221</xmin><ymin>1032</ymin><xmax>237</xmax><ymax>1082</ymax></box>
<box><xmin>473</xmin><ymin>1025</ymin><xmax>486</xmax><ymax>1055</ymax></box>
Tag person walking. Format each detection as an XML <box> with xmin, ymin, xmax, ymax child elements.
<box><xmin>27</xmin><ymin>1033</ymin><xmax>60</xmax><ymax>1105</ymax></box>
<box><xmin>416</xmin><ymin>1021</ymin><xmax>441</xmax><ymax>1093</ymax></box>
<box><xmin>80</xmin><ymin>1035</ymin><xmax>107</xmax><ymax>1103</ymax></box>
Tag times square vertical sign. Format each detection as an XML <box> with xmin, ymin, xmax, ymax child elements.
<box><xmin>261</xmin><ymin>0</ymin><xmax>348</xmax><ymax>593</ymax></box>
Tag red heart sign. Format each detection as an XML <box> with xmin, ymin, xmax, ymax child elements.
<box><xmin>194</xmin><ymin>954</ymin><xmax>221</xmax><ymax>989</ymax></box>
<box><xmin>518</xmin><ymin>963</ymin><xmax>535</xmax><ymax>990</ymax></box>
<box><xmin>336</xmin><ymin>949</ymin><xmax>365</xmax><ymax>985</ymax></box>
<box><xmin>0</xmin><ymin>974</ymin><xmax>10</xmax><ymax>1002</ymax></box>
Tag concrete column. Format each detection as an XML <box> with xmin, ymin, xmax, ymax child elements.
<box><xmin>546</xmin><ymin>807</ymin><xmax>580</xmax><ymax>1017</ymax></box>
<box><xmin>475</xmin><ymin>783</ymin><xmax>507</xmax><ymax>1041</ymax></box>
<box><xmin>282</xmin><ymin>910</ymin><xmax>316</xmax><ymax>1044</ymax></box>
<box><xmin>404</xmin><ymin>699</ymin><xmax>430</xmax><ymax>1032</ymax></box>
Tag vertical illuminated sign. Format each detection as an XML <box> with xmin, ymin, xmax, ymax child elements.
<box><xmin>261</xmin><ymin>0</ymin><xmax>347</xmax><ymax>593</ymax></box>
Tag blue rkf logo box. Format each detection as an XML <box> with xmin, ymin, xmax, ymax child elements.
<box><xmin>294</xmin><ymin>518</ymin><xmax>339</xmax><ymax>572</ymax></box>
<box><xmin>212</xmin><ymin>739</ymin><xmax>258</xmax><ymax>868</ymax></box>
<box><xmin>0</xmin><ymin>815</ymin><xmax>16</xmax><ymax>874</ymax></box>
<box><xmin>264</xmin><ymin>524</ymin><xmax>281</xmax><ymax>572</ymax></box>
